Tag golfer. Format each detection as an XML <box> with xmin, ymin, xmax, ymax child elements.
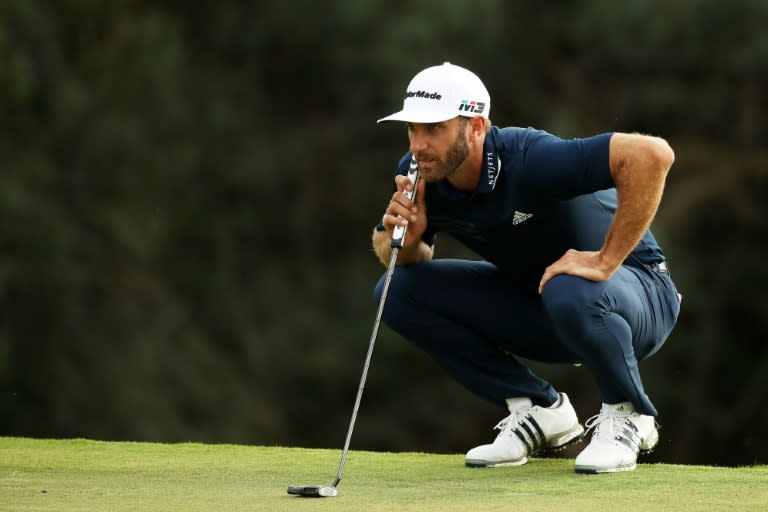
<box><xmin>373</xmin><ymin>62</ymin><xmax>681</xmax><ymax>473</ymax></box>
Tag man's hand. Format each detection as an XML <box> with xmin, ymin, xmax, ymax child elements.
<box><xmin>372</xmin><ymin>174</ymin><xmax>432</xmax><ymax>267</ymax></box>
<box><xmin>538</xmin><ymin>249</ymin><xmax>614</xmax><ymax>294</ymax></box>
<box><xmin>381</xmin><ymin>175</ymin><xmax>428</xmax><ymax>248</ymax></box>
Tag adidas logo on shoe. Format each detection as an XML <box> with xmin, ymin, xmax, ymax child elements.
<box><xmin>465</xmin><ymin>393</ymin><xmax>584</xmax><ymax>468</ymax></box>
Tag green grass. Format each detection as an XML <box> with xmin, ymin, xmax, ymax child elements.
<box><xmin>1</xmin><ymin>437</ymin><xmax>766</xmax><ymax>511</ymax></box>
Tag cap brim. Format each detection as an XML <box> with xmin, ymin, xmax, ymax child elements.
<box><xmin>376</xmin><ymin>110</ymin><xmax>458</xmax><ymax>124</ymax></box>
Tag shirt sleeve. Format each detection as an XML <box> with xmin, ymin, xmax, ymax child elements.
<box><xmin>519</xmin><ymin>130</ymin><xmax>614</xmax><ymax>200</ymax></box>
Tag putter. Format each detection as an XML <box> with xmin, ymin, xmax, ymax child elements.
<box><xmin>288</xmin><ymin>157</ymin><xmax>420</xmax><ymax>498</ymax></box>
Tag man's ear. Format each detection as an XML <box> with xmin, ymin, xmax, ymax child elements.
<box><xmin>470</xmin><ymin>116</ymin><xmax>487</xmax><ymax>138</ymax></box>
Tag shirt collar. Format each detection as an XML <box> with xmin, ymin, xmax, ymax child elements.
<box><xmin>475</xmin><ymin>128</ymin><xmax>501</xmax><ymax>194</ymax></box>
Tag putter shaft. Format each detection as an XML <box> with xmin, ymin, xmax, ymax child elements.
<box><xmin>332</xmin><ymin>245</ymin><xmax>400</xmax><ymax>487</ymax></box>
<box><xmin>331</xmin><ymin>156</ymin><xmax>419</xmax><ymax>489</ymax></box>
<box><xmin>301</xmin><ymin>156</ymin><xmax>419</xmax><ymax>494</ymax></box>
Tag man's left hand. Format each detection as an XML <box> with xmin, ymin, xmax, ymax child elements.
<box><xmin>538</xmin><ymin>249</ymin><xmax>616</xmax><ymax>294</ymax></box>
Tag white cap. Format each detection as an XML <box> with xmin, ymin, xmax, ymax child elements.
<box><xmin>377</xmin><ymin>62</ymin><xmax>491</xmax><ymax>124</ymax></box>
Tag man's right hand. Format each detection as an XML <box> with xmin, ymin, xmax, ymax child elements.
<box><xmin>372</xmin><ymin>174</ymin><xmax>432</xmax><ymax>268</ymax></box>
<box><xmin>381</xmin><ymin>174</ymin><xmax>428</xmax><ymax>248</ymax></box>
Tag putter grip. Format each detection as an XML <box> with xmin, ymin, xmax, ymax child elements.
<box><xmin>391</xmin><ymin>157</ymin><xmax>420</xmax><ymax>248</ymax></box>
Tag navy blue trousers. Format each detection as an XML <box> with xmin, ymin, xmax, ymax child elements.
<box><xmin>374</xmin><ymin>259</ymin><xmax>681</xmax><ymax>416</ymax></box>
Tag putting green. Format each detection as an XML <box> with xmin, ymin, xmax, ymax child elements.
<box><xmin>1</xmin><ymin>437</ymin><xmax>766</xmax><ymax>511</ymax></box>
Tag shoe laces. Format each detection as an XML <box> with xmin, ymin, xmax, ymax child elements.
<box><xmin>493</xmin><ymin>408</ymin><xmax>528</xmax><ymax>435</ymax></box>
<box><xmin>584</xmin><ymin>408</ymin><xmax>632</xmax><ymax>440</ymax></box>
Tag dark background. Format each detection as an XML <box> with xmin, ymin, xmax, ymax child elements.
<box><xmin>2</xmin><ymin>1</ymin><xmax>766</xmax><ymax>466</ymax></box>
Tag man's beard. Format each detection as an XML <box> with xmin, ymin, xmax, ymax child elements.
<box><xmin>417</xmin><ymin>128</ymin><xmax>470</xmax><ymax>182</ymax></box>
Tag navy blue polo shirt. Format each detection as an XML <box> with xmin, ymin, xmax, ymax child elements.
<box><xmin>377</xmin><ymin>126</ymin><xmax>665</xmax><ymax>289</ymax></box>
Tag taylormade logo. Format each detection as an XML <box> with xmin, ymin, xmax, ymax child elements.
<box><xmin>405</xmin><ymin>90</ymin><xmax>442</xmax><ymax>100</ymax></box>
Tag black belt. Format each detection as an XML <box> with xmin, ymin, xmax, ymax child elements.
<box><xmin>645</xmin><ymin>261</ymin><xmax>669</xmax><ymax>274</ymax></box>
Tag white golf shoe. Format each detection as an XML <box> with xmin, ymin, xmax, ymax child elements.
<box><xmin>465</xmin><ymin>393</ymin><xmax>584</xmax><ymax>467</ymax></box>
<box><xmin>574</xmin><ymin>402</ymin><xmax>659</xmax><ymax>474</ymax></box>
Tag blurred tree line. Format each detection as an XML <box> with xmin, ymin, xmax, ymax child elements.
<box><xmin>1</xmin><ymin>0</ymin><xmax>766</xmax><ymax>466</ymax></box>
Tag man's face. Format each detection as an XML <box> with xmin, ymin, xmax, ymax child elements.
<box><xmin>407</xmin><ymin>117</ymin><xmax>470</xmax><ymax>182</ymax></box>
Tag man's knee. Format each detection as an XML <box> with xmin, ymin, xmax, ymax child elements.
<box><xmin>372</xmin><ymin>266</ymin><xmax>420</xmax><ymax>329</ymax></box>
<box><xmin>373</xmin><ymin>273</ymin><xmax>386</xmax><ymax>303</ymax></box>
<box><xmin>541</xmin><ymin>274</ymin><xmax>609</xmax><ymax>332</ymax></box>
<box><xmin>374</xmin><ymin>266</ymin><xmax>407</xmax><ymax>302</ymax></box>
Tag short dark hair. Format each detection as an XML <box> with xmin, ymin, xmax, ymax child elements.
<box><xmin>458</xmin><ymin>116</ymin><xmax>491</xmax><ymax>134</ymax></box>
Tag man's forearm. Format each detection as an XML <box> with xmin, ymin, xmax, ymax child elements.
<box><xmin>601</xmin><ymin>134</ymin><xmax>675</xmax><ymax>271</ymax></box>
<box><xmin>372</xmin><ymin>228</ymin><xmax>434</xmax><ymax>267</ymax></box>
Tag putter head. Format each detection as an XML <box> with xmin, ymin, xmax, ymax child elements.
<box><xmin>287</xmin><ymin>485</ymin><xmax>338</xmax><ymax>497</ymax></box>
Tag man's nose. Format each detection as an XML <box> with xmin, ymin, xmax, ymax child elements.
<box><xmin>409</xmin><ymin>132</ymin><xmax>427</xmax><ymax>153</ymax></box>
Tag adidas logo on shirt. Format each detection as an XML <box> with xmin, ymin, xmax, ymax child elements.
<box><xmin>512</xmin><ymin>211</ymin><xmax>533</xmax><ymax>225</ymax></box>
